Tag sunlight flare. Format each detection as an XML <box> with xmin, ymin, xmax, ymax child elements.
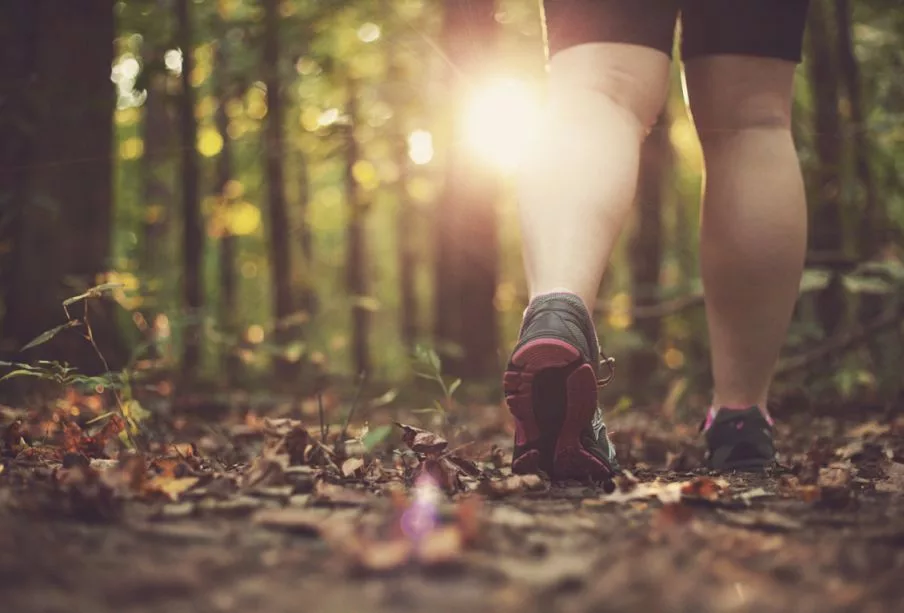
<box><xmin>461</xmin><ymin>76</ymin><xmax>543</xmax><ymax>172</ymax></box>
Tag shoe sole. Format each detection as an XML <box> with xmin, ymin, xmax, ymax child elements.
<box><xmin>504</xmin><ymin>338</ymin><xmax>614</xmax><ymax>482</ymax></box>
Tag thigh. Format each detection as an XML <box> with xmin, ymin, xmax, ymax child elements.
<box><xmin>542</xmin><ymin>0</ymin><xmax>680</xmax><ymax>59</ymax></box>
<box><xmin>681</xmin><ymin>0</ymin><xmax>810</xmax><ymax>62</ymax></box>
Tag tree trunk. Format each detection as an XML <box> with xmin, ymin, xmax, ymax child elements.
<box><xmin>262</xmin><ymin>0</ymin><xmax>297</xmax><ymax>381</ymax></box>
<box><xmin>296</xmin><ymin>150</ymin><xmax>315</xmax><ymax>316</ymax></box>
<box><xmin>434</xmin><ymin>0</ymin><xmax>500</xmax><ymax>379</ymax></box>
<box><xmin>140</xmin><ymin>48</ymin><xmax>173</xmax><ymax>358</ymax></box>
<box><xmin>806</xmin><ymin>0</ymin><xmax>847</xmax><ymax>338</ymax></box>
<box><xmin>0</xmin><ymin>0</ymin><xmax>39</xmax><ymax>358</ymax></box>
<box><xmin>387</xmin><ymin>36</ymin><xmax>418</xmax><ymax>353</ymax></box>
<box><xmin>213</xmin><ymin>40</ymin><xmax>241</xmax><ymax>383</ymax></box>
<box><xmin>176</xmin><ymin>0</ymin><xmax>203</xmax><ymax>378</ymax></box>
<box><xmin>345</xmin><ymin>77</ymin><xmax>371</xmax><ymax>377</ymax></box>
<box><xmin>834</xmin><ymin>0</ymin><xmax>881</xmax><ymax>256</ymax></box>
<box><xmin>628</xmin><ymin>112</ymin><xmax>672</xmax><ymax>389</ymax></box>
<box><xmin>1</xmin><ymin>0</ymin><xmax>126</xmax><ymax>374</ymax></box>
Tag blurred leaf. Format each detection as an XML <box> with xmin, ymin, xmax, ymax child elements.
<box><xmin>447</xmin><ymin>378</ymin><xmax>462</xmax><ymax>397</ymax></box>
<box><xmin>21</xmin><ymin>320</ymin><xmax>81</xmax><ymax>351</ymax></box>
<box><xmin>0</xmin><ymin>369</ymin><xmax>45</xmax><ymax>383</ymax></box>
<box><xmin>361</xmin><ymin>424</ymin><xmax>393</xmax><ymax>451</ymax></box>
<box><xmin>62</xmin><ymin>282</ymin><xmax>125</xmax><ymax>306</ymax></box>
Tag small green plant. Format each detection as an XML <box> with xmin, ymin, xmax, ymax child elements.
<box><xmin>0</xmin><ymin>282</ymin><xmax>148</xmax><ymax>448</ymax></box>
<box><xmin>411</xmin><ymin>345</ymin><xmax>462</xmax><ymax>422</ymax></box>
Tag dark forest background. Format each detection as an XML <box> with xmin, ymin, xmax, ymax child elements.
<box><xmin>1</xmin><ymin>0</ymin><xmax>902</xmax><ymax>417</ymax></box>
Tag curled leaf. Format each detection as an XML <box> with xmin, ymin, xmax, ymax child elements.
<box><xmin>395</xmin><ymin>423</ymin><xmax>448</xmax><ymax>456</ymax></box>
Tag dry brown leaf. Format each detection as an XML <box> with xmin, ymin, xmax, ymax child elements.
<box><xmin>846</xmin><ymin>421</ymin><xmax>891</xmax><ymax>439</ymax></box>
<box><xmin>341</xmin><ymin>457</ymin><xmax>365</xmax><ymax>478</ymax></box>
<box><xmin>587</xmin><ymin>479</ymin><xmax>685</xmax><ymax>505</ymax></box>
<box><xmin>615</xmin><ymin>470</ymin><xmax>639</xmax><ymax>493</ymax></box>
<box><xmin>395</xmin><ymin>423</ymin><xmax>448</xmax><ymax>456</ymax></box>
<box><xmin>146</xmin><ymin>476</ymin><xmax>200</xmax><ymax>501</ymax></box>
<box><xmin>680</xmin><ymin>476</ymin><xmax>726</xmax><ymax>502</ymax></box>
<box><xmin>412</xmin><ymin>457</ymin><xmax>461</xmax><ymax>494</ymax></box>
<box><xmin>240</xmin><ymin>456</ymin><xmax>287</xmax><ymax>490</ymax></box>
<box><xmin>818</xmin><ymin>462</ymin><xmax>853</xmax><ymax>506</ymax></box>
<box><xmin>2</xmin><ymin>420</ymin><xmax>26</xmax><ymax>456</ymax></box>
<box><xmin>876</xmin><ymin>461</ymin><xmax>904</xmax><ymax>494</ymax></box>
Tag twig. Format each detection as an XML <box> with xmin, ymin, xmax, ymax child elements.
<box><xmin>75</xmin><ymin>298</ymin><xmax>140</xmax><ymax>450</ymax></box>
<box><xmin>318</xmin><ymin>393</ymin><xmax>327</xmax><ymax>442</ymax></box>
<box><xmin>340</xmin><ymin>371</ymin><xmax>367</xmax><ymax>440</ymax></box>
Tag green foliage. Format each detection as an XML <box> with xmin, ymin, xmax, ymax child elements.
<box><xmin>411</xmin><ymin>345</ymin><xmax>461</xmax><ymax>420</ymax></box>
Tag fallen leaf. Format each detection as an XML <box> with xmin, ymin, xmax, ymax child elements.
<box><xmin>615</xmin><ymin>470</ymin><xmax>639</xmax><ymax>493</ymax></box>
<box><xmin>876</xmin><ymin>461</ymin><xmax>904</xmax><ymax>494</ymax></box>
<box><xmin>445</xmin><ymin>454</ymin><xmax>481</xmax><ymax>477</ymax></box>
<box><xmin>846</xmin><ymin>421</ymin><xmax>890</xmax><ymax>439</ymax></box>
<box><xmin>412</xmin><ymin>457</ymin><xmax>461</xmax><ymax>494</ymax></box>
<box><xmin>818</xmin><ymin>462</ymin><xmax>853</xmax><ymax>506</ymax></box>
<box><xmin>239</xmin><ymin>456</ymin><xmax>287</xmax><ymax>490</ymax></box>
<box><xmin>2</xmin><ymin>420</ymin><xmax>26</xmax><ymax>456</ymax></box>
<box><xmin>395</xmin><ymin>423</ymin><xmax>448</xmax><ymax>456</ymax></box>
<box><xmin>146</xmin><ymin>476</ymin><xmax>200</xmax><ymax>501</ymax></box>
<box><xmin>680</xmin><ymin>476</ymin><xmax>726</xmax><ymax>502</ymax></box>
<box><xmin>342</xmin><ymin>457</ymin><xmax>365</xmax><ymax>478</ymax></box>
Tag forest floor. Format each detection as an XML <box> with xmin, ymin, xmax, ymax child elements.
<box><xmin>1</xmin><ymin>389</ymin><xmax>903</xmax><ymax>613</ymax></box>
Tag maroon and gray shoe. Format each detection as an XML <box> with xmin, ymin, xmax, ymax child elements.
<box><xmin>503</xmin><ymin>292</ymin><xmax>619</xmax><ymax>484</ymax></box>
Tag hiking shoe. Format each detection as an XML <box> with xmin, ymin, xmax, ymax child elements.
<box><xmin>503</xmin><ymin>292</ymin><xmax>619</xmax><ymax>483</ymax></box>
<box><xmin>702</xmin><ymin>406</ymin><xmax>775</xmax><ymax>472</ymax></box>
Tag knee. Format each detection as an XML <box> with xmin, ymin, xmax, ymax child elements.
<box><xmin>548</xmin><ymin>44</ymin><xmax>671</xmax><ymax>133</ymax></box>
<box><xmin>684</xmin><ymin>58</ymin><xmax>796</xmax><ymax>145</ymax></box>
<box><xmin>690</xmin><ymin>94</ymin><xmax>792</xmax><ymax>146</ymax></box>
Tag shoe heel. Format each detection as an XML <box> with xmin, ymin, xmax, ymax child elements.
<box><xmin>505</xmin><ymin>339</ymin><xmax>582</xmax><ymax>475</ymax></box>
<box><xmin>552</xmin><ymin>362</ymin><xmax>613</xmax><ymax>481</ymax></box>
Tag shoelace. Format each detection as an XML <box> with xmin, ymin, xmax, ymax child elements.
<box><xmin>597</xmin><ymin>353</ymin><xmax>616</xmax><ymax>387</ymax></box>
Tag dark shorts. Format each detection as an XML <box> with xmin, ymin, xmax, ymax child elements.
<box><xmin>542</xmin><ymin>0</ymin><xmax>811</xmax><ymax>62</ymax></box>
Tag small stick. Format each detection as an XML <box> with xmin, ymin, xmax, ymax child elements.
<box><xmin>341</xmin><ymin>371</ymin><xmax>367</xmax><ymax>440</ymax></box>
<box><xmin>318</xmin><ymin>393</ymin><xmax>327</xmax><ymax>442</ymax></box>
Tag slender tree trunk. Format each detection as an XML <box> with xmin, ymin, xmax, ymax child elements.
<box><xmin>806</xmin><ymin>0</ymin><xmax>847</xmax><ymax>338</ymax></box>
<box><xmin>140</xmin><ymin>49</ymin><xmax>172</xmax><ymax>358</ymax></box>
<box><xmin>435</xmin><ymin>0</ymin><xmax>500</xmax><ymax>379</ymax></box>
<box><xmin>628</xmin><ymin>112</ymin><xmax>672</xmax><ymax>388</ymax></box>
<box><xmin>296</xmin><ymin>150</ymin><xmax>315</xmax><ymax>315</ymax></box>
<box><xmin>213</xmin><ymin>40</ymin><xmax>241</xmax><ymax>382</ymax></box>
<box><xmin>2</xmin><ymin>0</ymin><xmax>126</xmax><ymax>373</ymax></box>
<box><xmin>387</xmin><ymin>37</ymin><xmax>418</xmax><ymax>352</ymax></box>
<box><xmin>0</xmin><ymin>0</ymin><xmax>39</xmax><ymax>357</ymax></box>
<box><xmin>262</xmin><ymin>0</ymin><xmax>296</xmax><ymax>381</ymax></box>
<box><xmin>834</xmin><ymin>0</ymin><xmax>881</xmax><ymax>256</ymax></box>
<box><xmin>345</xmin><ymin>77</ymin><xmax>371</xmax><ymax>377</ymax></box>
<box><xmin>176</xmin><ymin>0</ymin><xmax>203</xmax><ymax>378</ymax></box>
